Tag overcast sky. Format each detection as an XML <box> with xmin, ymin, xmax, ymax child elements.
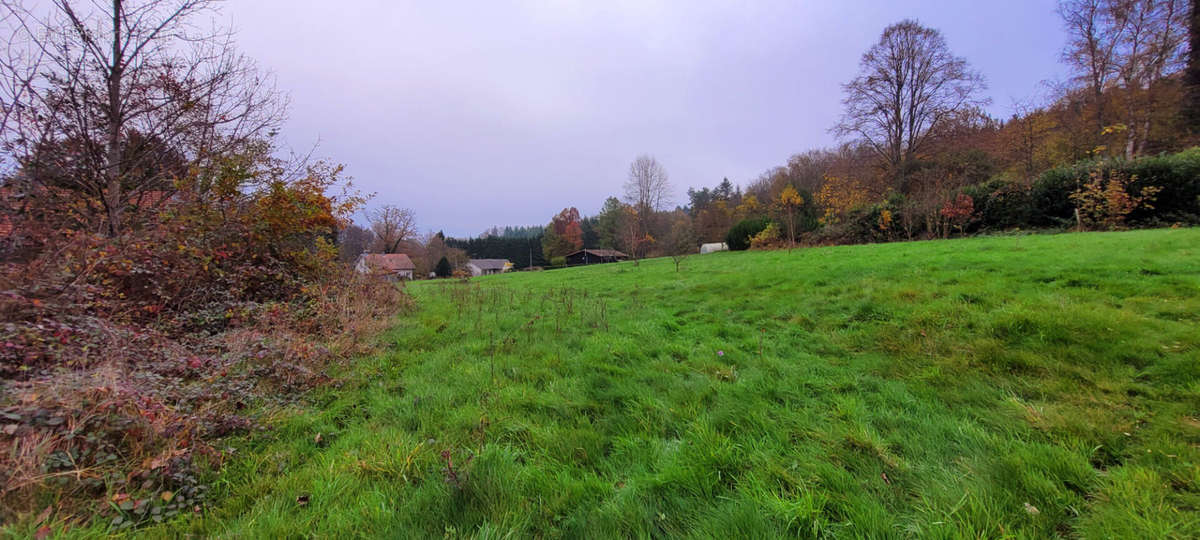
<box><xmin>223</xmin><ymin>0</ymin><xmax>1069</xmax><ymax>237</ymax></box>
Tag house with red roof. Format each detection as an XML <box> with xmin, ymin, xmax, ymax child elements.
<box><xmin>354</xmin><ymin>253</ymin><xmax>415</xmax><ymax>281</ymax></box>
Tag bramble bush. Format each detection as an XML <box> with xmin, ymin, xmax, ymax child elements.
<box><xmin>0</xmin><ymin>160</ymin><xmax>411</xmax><ymax>526</ymax></box>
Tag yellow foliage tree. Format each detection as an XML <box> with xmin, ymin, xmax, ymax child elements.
<box><xmin>776</xmin><ymin>185</ymin><xmax>804</xmax><ymax>250</ymax></box>
<box><xmin>735</xmin><ymin>194</ymin><xmax>761</xmax><ymax>219</ymax></box>
<box><xmin>815</xmin><ymin>176</ymin><xmax>871</xmax><ymax>225</ymax></box>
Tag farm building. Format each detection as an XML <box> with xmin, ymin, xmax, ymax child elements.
<box><xmin>700</xmin><ymin>242</ymin><xmax>728</xmax><ymax>254</ymax></box>
<box><xmin>565</xmin><ymin>249</ymin><xmax>628</xmax><ymax>266</ymax></box>
<box><xmin>354</xmin><ymin>253</ymin><xmax>415</xmax><ymax>280</ymax></box>
<box><xmin>467</xmin><ymin>259</ymin><xmax>513</xmax><ymax>276</ymax></box>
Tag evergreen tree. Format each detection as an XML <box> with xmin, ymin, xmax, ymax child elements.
<box><xmin>435</xmin><ymin>256</ymin><xmax>453</xmax><ymax>277</ymax></box>
<box><xmin>595</xmin><ymin>196</ymin><xmax>624</xmax><ymax>248</ymax></box>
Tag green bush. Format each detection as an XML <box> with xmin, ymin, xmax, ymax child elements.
<box><xmin>1029</xmin><ymin>148</ymin><xmax>1200</xmax><ymax>227</ymax></box>
<box><xmin>1124</xmin><ymin>148</ymin><xmax>1200</xmax><ymax>223</ymax></box>
<box><xmin>726</xmin><ymin>217</ymin><xmax>772</xmax><ymax>251</ymax></box>
<box><xmin>1031</xmin><ymin>164</ymin><xmax>1082</xmax><ymax>227</ymax></box>
<box><xmin>963</xmin><ymin>178</ymin><xmax>1033</xmax><ymax>231</ymax></box>
<box><xmin>550</xmin><ymin>256</ymin><xmax>567</xmax><ymax>268</ymax></box>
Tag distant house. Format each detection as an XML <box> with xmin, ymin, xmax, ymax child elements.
<box><xmin>700</xmin><ymin>242</ymin><xmax>728</xmax><ymax>254</ymax></box>
<box><xmin>354</xmin><ymin>253</ymin><xmax>415</xmax><ymax>280</ymax></box>
<box><xmin>565</xmin><ymin>249</ymin><xmax>628</xmax><ymax>266</ymax></box>
<box><xmin>466</xmin><ymin>259</ymin><xmax>512</xmax><ymax>276</ymax></box>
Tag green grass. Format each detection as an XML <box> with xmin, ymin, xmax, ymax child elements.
<box><xmin>121</xmin><ymin>230</ymin><xmax>1200</xmax><ymax>536</ymax></box>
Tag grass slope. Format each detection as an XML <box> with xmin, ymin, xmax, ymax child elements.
<box><xmin>159</xmin><ymin>230</ymin><xmax>1199</xmax><ymax>537</ymax></box>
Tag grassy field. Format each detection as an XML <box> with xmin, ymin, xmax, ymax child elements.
<box><xmin>98</xmin><ymin>229</ymin><xmax>1200</xmax><ymax>537</ymax></box>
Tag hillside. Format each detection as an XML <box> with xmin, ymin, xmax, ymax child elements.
<box><xmin>147</xmin><ymin>229</ymin><xmax>1199</xmax><ymax>537</ymax></box>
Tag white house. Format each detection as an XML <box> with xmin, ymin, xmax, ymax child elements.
<box><xmin>354</xmin><ymin>253</ymin><xmax>415</xmax><ymax>280</ymax></box>
<box><xmin>700</xmin><ymin>242</ymin><xmax>728</xmax><ymax>254</ymax></box>
<box><xmin>466</xmin><ymin>259</ymin><xmax>512</xmax><ymax>276</ymax></box>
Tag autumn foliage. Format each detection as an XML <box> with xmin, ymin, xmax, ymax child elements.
<box><xmin>1069</xmin><ymin>168</ymin><xmax>1162</xmax><ymax>230</ymax></box>
<box><xmin>815</xmin><ymin>176</ymin><xmax>873</xmax><ymax>225</ymax></box>
<box><xmin>541</xmin><ymin>207</ymin><xmax>584</xmax><ymax>259</ymax></box>
<box><xmin>0</xmin><ymin>157</ymin><xmax>409</xmax><ymax>522</ymax></box>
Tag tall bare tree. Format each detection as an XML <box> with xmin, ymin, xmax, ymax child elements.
<box><xmin>833</xmin><ymin>19</ymin><xmax>986</xmax><ymax>192</ymax></box>
<box><xmin>1059</xmin><ymin>0</ymin><xmax>1127</xmax><ymax>135</ymax></box>
<box><xmin>368</xmin><ymin>205</ymin><xmax>417</xmax><ymax>254</ymax></box>
<box><xmin>337</xmin><ymin>223</ymin><xmax>375</xmax><ymax>263</ymax></box>
<box><xmin>623</xmin><ymin>154</ymin><xmax>672</xmax><ymax>213</ymax></box>
<box><xmin>1058</xmin><ymin>0</ymin><xmax>1189</xmax><ymax>156</ymax></box>
<box><xmin>1114</xmin><ymin>0</ymin><xmax>1189</xmax><ymax>156</ymax></box>
<box><xmin>0</xmin><ymin>0</ymin><xmax>286</xmax><ymax>235</ymax></box>
<box><xmin>622</xmin><ymin>154</ymin><xmax>671</xmax><ymax>261</ymax></box>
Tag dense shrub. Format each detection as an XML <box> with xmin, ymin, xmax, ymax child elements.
<box><xmin>749</xmin><ymin>221</ymin><xmax>782</xmax><ymax>249</ymax></box>
<box><xmin>725</xmin><ymin>217</ymin><xmax>772</xmax><ymax>250</ymax></box>
<box><xmin>1030</xmin><ymin>148</ymin><xmax>1200</xmax><ymax>228</ymax></box>
<box><xmin>0</xmin><ymin>160</ymin><xmax>411</xmax><ymax>522</ymax></box>
<box><xmin>1123</xmin><ymin>148</ymin><xmax>1200</xmax><ymax>223</ymax></box>
<box><xmin>1031</xmin><ymin>165</ymin><xmax>1082</xmax><ymax>227</ymax></box>
<box><xmin>962</xmin><ymin>178</ymin><xmax>1033</xmax><ymax>231</ymax></box>
<box><xmin>809</xmin><ymin>204</ymin><xmax>896</xmax><ymax>245</ymax></box>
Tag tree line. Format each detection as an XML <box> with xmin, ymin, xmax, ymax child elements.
<box><xmin>335</xmin><ymin>4</ymin><xmax>1197</xmax><ymax>275</ymax></box>
<box><xmin>466</xmin><ymin>4</ymin><xmax>1199</xmax><ymax>263</ymax></box>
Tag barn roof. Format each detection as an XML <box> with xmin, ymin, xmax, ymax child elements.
<box><xmin>568</xmin><ymin>249</ymin><xmax>628</xmax><ymax>258</ymax></box>
<box><xmin>358</xmin><ymin>253</ymin><xmax>415</xmax><ymax>272</ymax></box>
<box><xmin>469</xmin><ymin>259</ymin><xmax>510</xmax><ymax>271</ymax></box>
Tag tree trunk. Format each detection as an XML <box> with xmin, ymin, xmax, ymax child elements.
<box><xmin>104</xmin><ymin>0</ymin><xmax>124</xmax><ymax>237</ymax></box>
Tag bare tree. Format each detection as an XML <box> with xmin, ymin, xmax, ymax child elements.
<box><xmin>622</xmin><ymin>154</ymin><xmax>670</xmax><ymax>262</ymax></box>
<box><xmin>1059</xmin><ymin>0</ymin><xmax>1127</xmax><ymax>135</ymax></box>
<box><xmin>833</xmin><ymin>19</ymin><xmax>986</xmax><ymax>192</ymax></box>
<box><xmin>1058</xmin><ymin>0</ymin><xmax>1190</xmax><ymax>157</ymax></box>
<box><xmin>337</xmin><ymin>223</ymin><xmax>375</xmax><ymax>263</ymax></box>
<box><xmin>623</xmin><ymin>154</ymin><xmax>672</xmax><ymax>213</ymax></box>
<box><xmin>0</xmin><ymin>0</ymin><xmax>286</xmax><ymax>235</ymax></box>
<box><xmin>368</xmin><ymin>205</ymin><xmax>417</xmax><ymax>254</ymax></box>
<box><xmin>1114</xmin><ymin>0</ymin><xmax>1189</xmax><ymax>156</ymax></box>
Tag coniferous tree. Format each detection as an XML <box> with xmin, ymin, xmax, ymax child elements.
<box><xmin>435</xmin><ymin>256</ymin><xmax>453</xmax><ymax>277</ymax></box>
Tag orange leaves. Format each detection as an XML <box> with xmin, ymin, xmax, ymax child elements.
<box><xmin>1069</xmin><ymin>168</ymin><xmax>1162</xmax><ymax>230</ymax></box>
<box><xmin>940</xmin><ymin>193</ymin><xmax>974</xmax><ymax>222</ymax></box>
